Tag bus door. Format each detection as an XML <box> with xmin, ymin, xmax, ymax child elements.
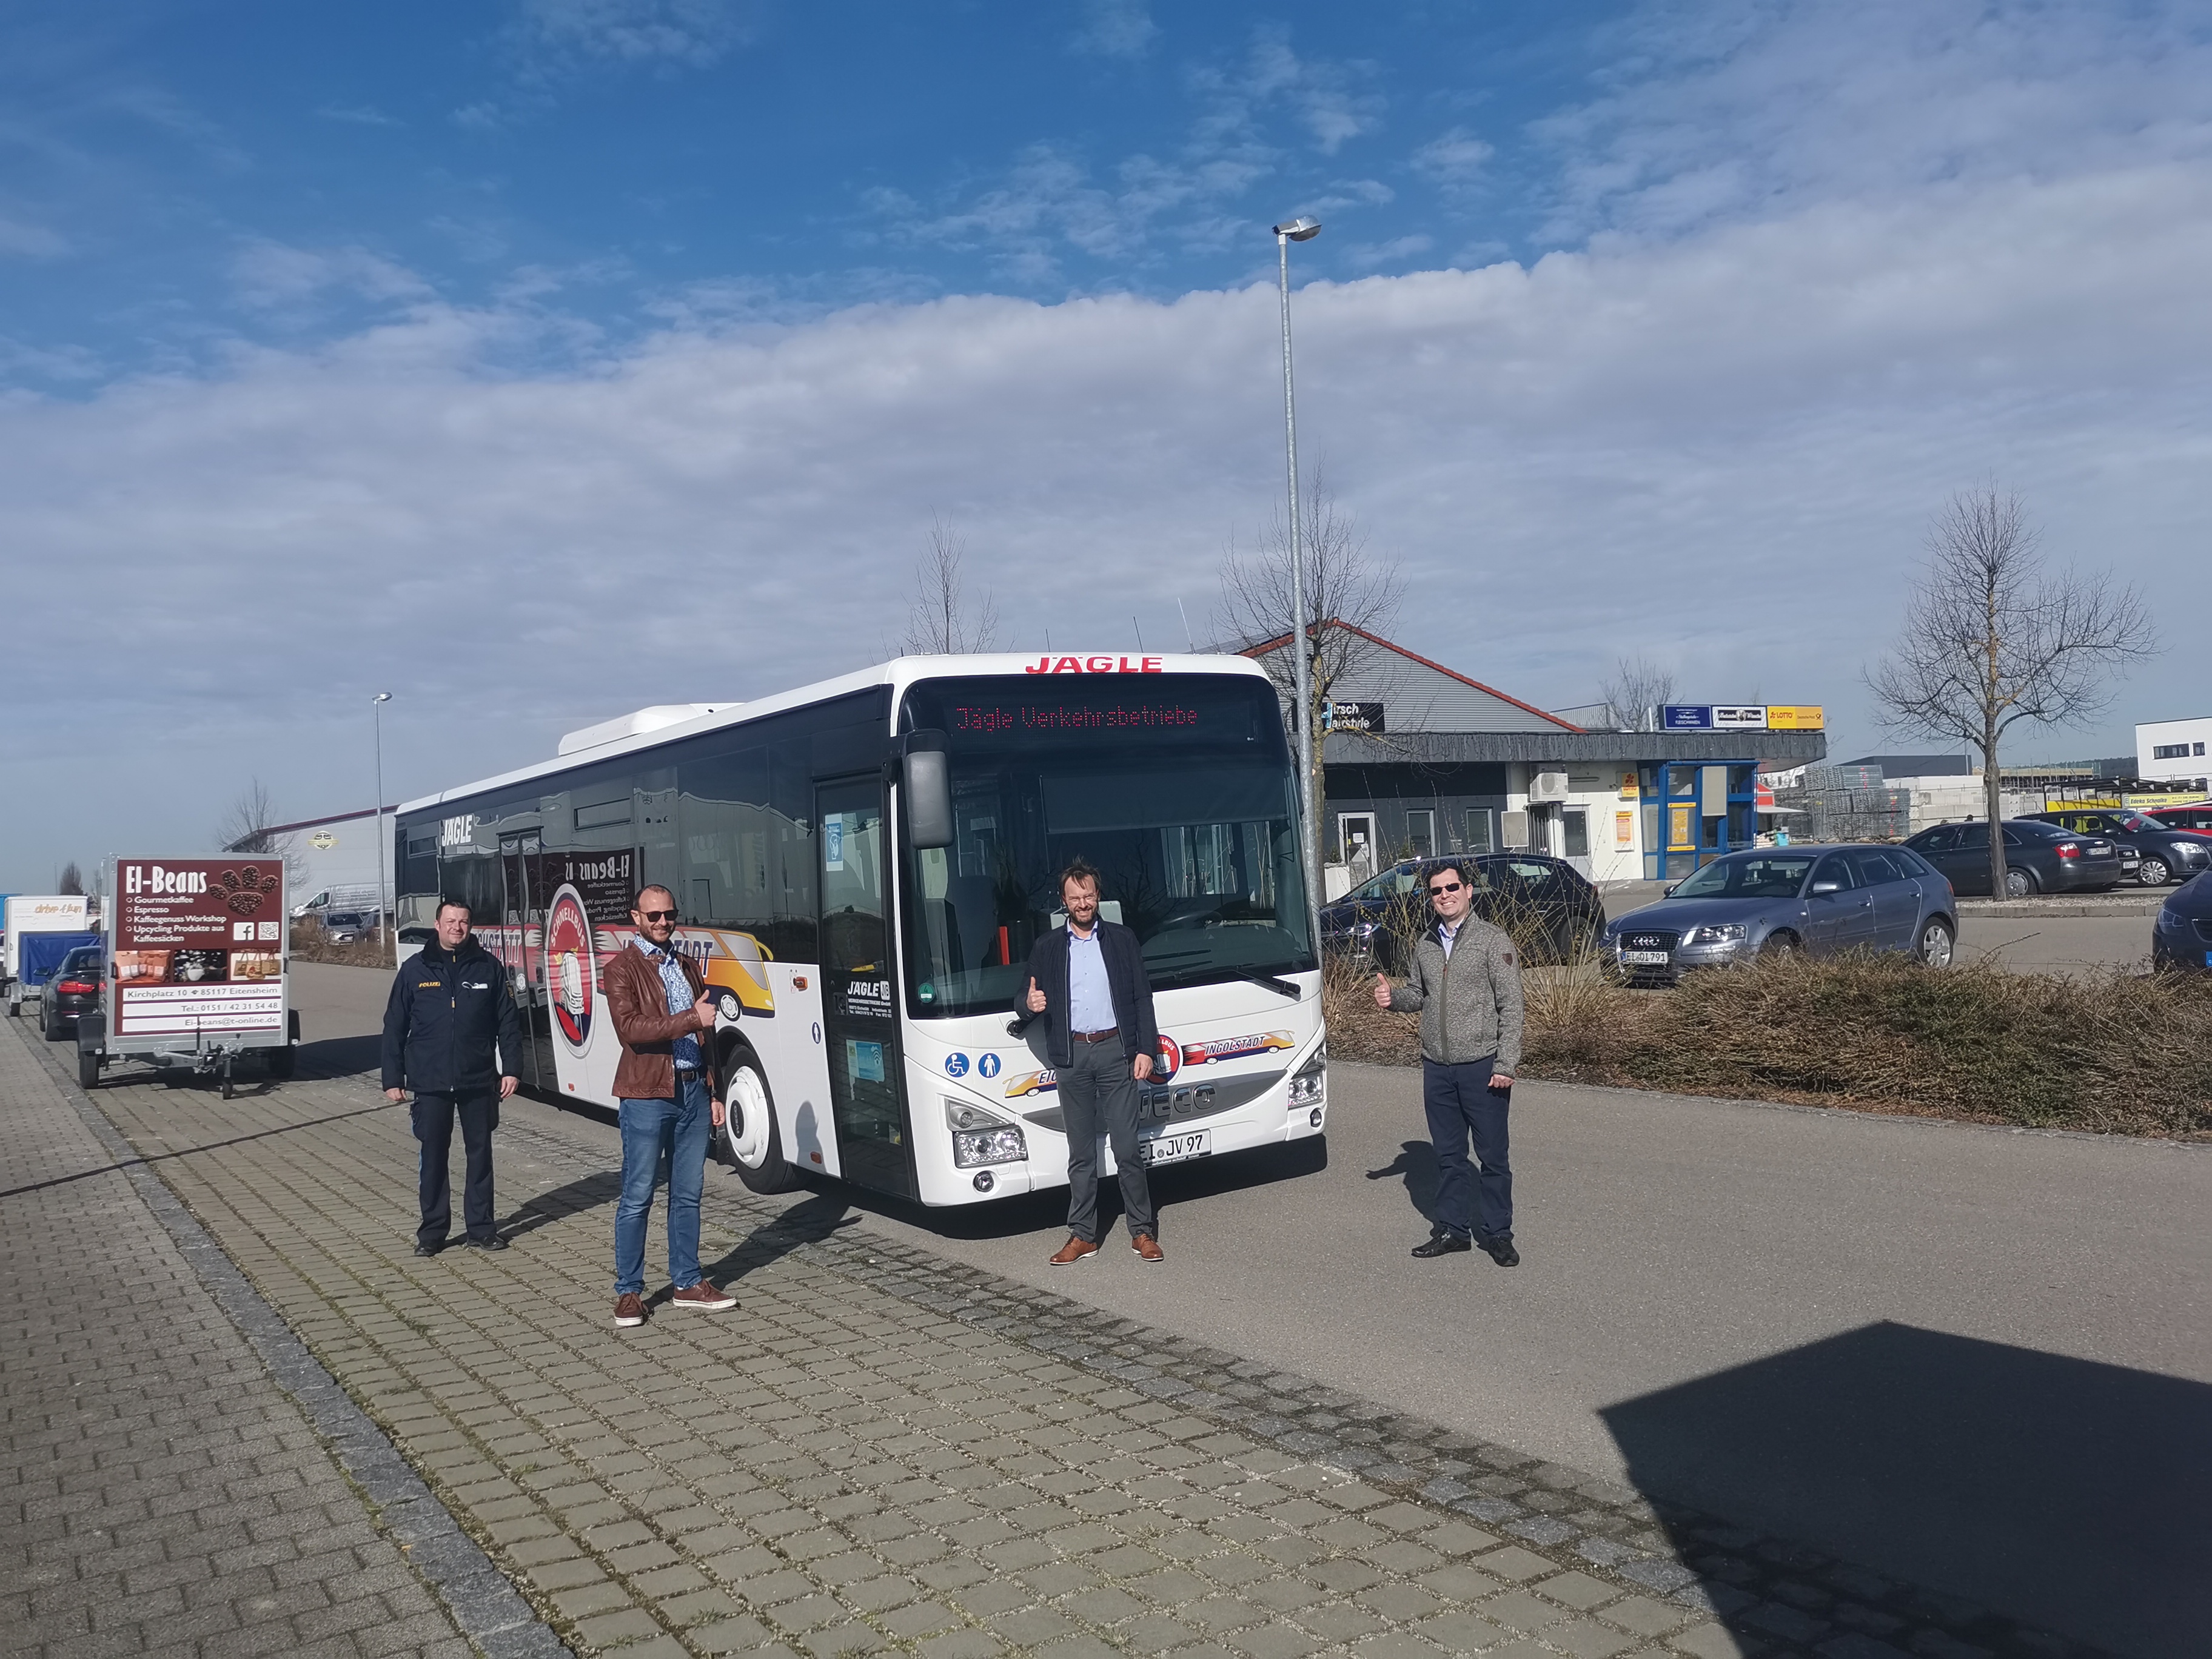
<box><xmin>816</xmin><ymin>777</ymin><xmax>917</xmax><ymax>1198</ymax></box>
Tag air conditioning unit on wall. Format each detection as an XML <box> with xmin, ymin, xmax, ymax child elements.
<box><xmin>1528</xmin><ymin>771</ymin><xmax>1570</xmax><ymax>802</ymax></box>
<box><xmin>1500</xmin><ymin>810</ymin><xmax>1532</xmax><ymax>848</ymax></box>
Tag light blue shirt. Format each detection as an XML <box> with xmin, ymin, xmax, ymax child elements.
<box><xmin>638</xmin><ymin>942</ymin><xmax>700</xmax><ymax>1070</ymax></box>
<box><xmin>1438</xmin><ymin>915</ymin><xmax>1463</xmax><ymax>960</ymax></box>
<box><xmin>1067</xmin><ymin>925</ymin><xmax>1114</xmax><ymax>1031</ymax></box>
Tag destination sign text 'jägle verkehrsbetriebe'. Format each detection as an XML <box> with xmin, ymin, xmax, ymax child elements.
<box><xmin>952</xmin><ymin>702</ymin><xmax>1202</xmax><ymax>736</ymax></box>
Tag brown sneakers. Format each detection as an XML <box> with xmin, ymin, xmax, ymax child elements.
<box><xmin>1049</xmin><ymin>1236</ymin><xmax>1100</xmax><ymax>1266</ymax></box>
<box><xmin>1131</xmin><ymin>1232</ymin><xmax>1165</xmax><ymax>1263</ymax></box>
<box><xmin>671</xmin><ymin>1281</ymin><xmax>737</xmax><ymax>1311</ymax></box>
<box><xmin>614</xmin><ymin>1292</ymin><xmax>646</xmax><ymax>1328</ymax></box>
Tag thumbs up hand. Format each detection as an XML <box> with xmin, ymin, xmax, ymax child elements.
<box><xmin>1025</xmin><ymin>977</ymin><xmax>1048</xmax><ymax>1014</ymax></box>
<box><xmin>1372</xmin><ymin>972</ymin><xmax>1393</xmax><ymax>1011</ymax></box>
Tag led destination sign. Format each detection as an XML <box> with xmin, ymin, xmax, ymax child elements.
<box><xmin>951</xmin><ymin>702</ymin><xmax>1202</xmax><ymax>736</ymax></box>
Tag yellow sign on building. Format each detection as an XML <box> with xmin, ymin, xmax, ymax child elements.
<box><xmin>1766</xmin><ymin>705</ymin><xmax>1826</xmax><ymax>730</ymax></box>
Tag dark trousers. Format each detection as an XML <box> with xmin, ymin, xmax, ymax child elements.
<box><xmin>1423</xmin><ymin>1057</ymin><xmax>1512</xmax><ymax>1243</ymax></box>
<box><xmin>412</xmin><ymin>1091</ymin><xmax>497</xmax><ymax>1245</ymax></box>
<box><xmin>1060</xmin><ymin>1039</ymin><xmax>1156</xmax><ymax>1242</ymax></box>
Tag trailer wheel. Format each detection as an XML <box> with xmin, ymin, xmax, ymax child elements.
<box><xmin>78</xmin><ymin>1048</ymin><xmax>99</xmax><ymax>1090</ymax></box>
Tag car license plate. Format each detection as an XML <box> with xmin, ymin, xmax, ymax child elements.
<box><xmin>1138</xmin><ymin>1129</ymin><xmax>1211</xmax><ymax>1166</ymax></box>
<box><xmin>1620</xmin><ymin>950</ymin><xmax>1671</xmax><ymax>965</ymax></box>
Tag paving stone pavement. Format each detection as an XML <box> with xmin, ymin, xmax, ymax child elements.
<box><xmin>10</xmin><ymin>1021</ymin><xmax>2107</xmax><ymax>1659</ymax></box>
<box><xmin>0</xmin><ymin>1019</ymin><xmax>569</xmax><ymax>1659</ymax></box>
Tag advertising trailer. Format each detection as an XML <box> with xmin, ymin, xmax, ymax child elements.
<box><xmin>79</xmin><ymin>857</ymin><xmax>299</xmax><ymax>1095</ymax></box>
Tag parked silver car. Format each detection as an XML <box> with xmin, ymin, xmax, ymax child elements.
<box><xmin>1603</xmin><ymin>845</ymin><xmax>1958</xmax><ymax>984</ymax></box>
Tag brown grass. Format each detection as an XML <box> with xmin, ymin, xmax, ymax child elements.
<box><xmin>287</xmin><ymin>922</ymin><xmax>400</xmax><ymax>968</ymax></box>
<box><xmin>1327</xmin><ymin>951</ymin><xmax>2212</xmax><ymax>1141</ymax></box>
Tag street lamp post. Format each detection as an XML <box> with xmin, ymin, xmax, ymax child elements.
<box><xmin>1272</xmin><ymin>215</ymin><xmax>1322</xmax><ymax>931</ymax></box>
<box><xmin>372</xmin><ymin>692</ymin><xmax>393</xmax><ymax>965</ymax></box>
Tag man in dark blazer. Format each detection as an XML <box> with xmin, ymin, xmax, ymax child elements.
<box><xmin>1022</xmin><ymin>859</ymin><xmax>1165</xmax><ymax>1264</ymax></box>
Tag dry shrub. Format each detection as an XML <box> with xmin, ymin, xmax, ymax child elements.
<box><xmin>1332</xmin><ymin>945</ymin><xmax>2212</xmax><ymax>1139</ymax></box>
<box><xmin>288</xmin><ymin>921</ymin><xmax>397</xmax><ymax>968</ymax></box>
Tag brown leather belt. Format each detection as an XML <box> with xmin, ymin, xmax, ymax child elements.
<box><xmin>1073</xmin><ymin>1027</ymin><xmax>1119</xmax><ymax>1044</ymax></box>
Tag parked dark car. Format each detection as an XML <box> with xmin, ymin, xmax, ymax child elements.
<box><xmin>1903</xmin><ymin>819</ymin><xmax>2123</xmax><ymax>897</ymax></box>
<box><xmin>41</xmin><ymin>944</ymin><xmax>104</xmax><ymax>1042</ymax></box>
<box><xmin>1322</xmin><ymin>854</ymin><xmax>1607</xmax><ymax>971</ymax></box>
<box><xmin>2028</xmin><ymin>808</ymin><xmax>2210</xmax><ymax>888</ymax></box>
<box><xmin>2151</xmin><ymin>873</ymin><xmax>2212</xmax><ymax>973</ymax></box>
<box><xmin>1601</xmin><ymin>845</ymin><xmax>1957</xmax><ymax>985</ymax></box>
<box><xmin>320</xmin><ymin>910</ymin><xmax>374</xmax><ymax>943</ymax></box>
<box><xmin>2146</xmin><ymin>803</ymin><xmax>2212</xmax><ymax>835</ymax></box>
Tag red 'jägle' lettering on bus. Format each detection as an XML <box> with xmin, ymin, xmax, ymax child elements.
<box><xmin>1022</xmin><ymin>655</ymin><xmax>1163</xmax><ymax>674</ymax></box>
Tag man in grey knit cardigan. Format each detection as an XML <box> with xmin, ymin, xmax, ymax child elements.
<box><xmin>1372</xmin><ymin>857</ymin><xmax>1527</xmax><ymax>1265</ymax></box>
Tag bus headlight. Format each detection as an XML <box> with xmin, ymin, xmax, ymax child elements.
<box><xmin>1288</xmin><ymin>1050</ymin><xmax>1326</xmax><ymax>1106</ymax></box>
<box><xmin>945</xmin><ymin>1097</ymin><xmax>1027</xmax><ymax>1168</ymax></box>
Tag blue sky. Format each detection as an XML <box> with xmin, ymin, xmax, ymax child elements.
<box><xmin>5</xmin><ymin>1</ymin><xmax>1614</xmax><ymax>379</ymax></box>
<box><xmin>5</xmin><ymin>1</ymin><xmax>2211</xmax><ymax>886</ymax></box>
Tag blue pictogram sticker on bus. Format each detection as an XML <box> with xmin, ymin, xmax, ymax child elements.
<box><xmin>979</xmin><ymin>1053</ymin><xmax>1000</xmax><ymax>1079</ymax></box>
<box><xmin>945</xmin><ymin>1052</ymin><xmax>969</xmax><ymax>1077</ymax></box>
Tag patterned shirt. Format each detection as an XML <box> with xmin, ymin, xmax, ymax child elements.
<box><xmin>639</xmin><ymin>942</ymin><xmax>700</xmax><ymax>1071</ymax></box>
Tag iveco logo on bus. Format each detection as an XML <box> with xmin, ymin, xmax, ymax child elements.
<box><xmin>1023</xmin><ymin>655</ymin><xmax>1164</xmax><ymax>674</ymax></box>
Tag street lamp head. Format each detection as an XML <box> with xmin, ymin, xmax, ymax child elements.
<box><xmin>372</xmin><ymin>692</ymin><xmax>391</xmax><ymax>705</ymax></box>
<box><xmin>1272</xmin><ymin>216</ymin><xmax>1321</xmax><ymax>241</ymax></box>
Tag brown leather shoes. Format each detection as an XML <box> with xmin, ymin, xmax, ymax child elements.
<box><xmin>672</xmin><ymin>1281</ymin><xmax>737</xmax><ymax>1311</ymax></box>
<box><xmin>1049</xmin><ymin>1236</ymin><xmax>1099</xmax><ymax>1266</ymax></box>
<box><xmin>1131</xmin><ymin>1232</ymin><xmax>1164</xmax><ymax>1264</ymax></box>
<box><xmin>614</xmin><ymin>1292</ymin><xmax>646</xmax><ymax>1328</ymax></box>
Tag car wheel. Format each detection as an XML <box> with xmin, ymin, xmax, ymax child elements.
<box><xmin>41</xmin><ymin>1002</ymin><xmax>60</xmax><ymax>1041</ymax></box>
<box><xmin>720</xmin><ymin>1046</ymin><xmax>800</xmax><ymax>1194</ymax></box>
<box><xmin>2137</xmin><ymin>856</ymin><xmax>2170</xmax><ymax>887</ymax></box>
<box><xmin>2003</xmin><ymin>866</ymin><xmax>2037</xmax><ymax>900</ymax></box>
<box><xmin>1915</xmin><ymin>918</ymin><xmax>1955</xmax><ymax>967</ymax></box>
<box><xmin>1760</xmin><ymin>931</ymin><xmax>1800</xmax><ymax>960</ymax></box>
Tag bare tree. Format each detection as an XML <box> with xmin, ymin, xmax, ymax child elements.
<box><xmin>1866</xmin><ymin>489</ymin><xmax>2157</xmax><ymax>899</ymax></box>
<box><xmin>220</xmin><ymin>780</ymin><xmax>307</xmax><ymax>890</ymax></box>
<box><xmin>898</xmin><ymin>518</ymin><xmax>999</xmax><ymax>655</ymax></box>
<box><xmin>1598</xmin><ymin>655</ymin><xmax>1677</xmax><ymax>732</ymax></box>
<box><xmin>56</xmin><ymin>861</ymin><xmax>84</xmax><ymax>896</ymax></box>
<box><xmin>1216</xmin><ymin>478</ymin><xmax>1406</xmax><ymax>848</ymax></box>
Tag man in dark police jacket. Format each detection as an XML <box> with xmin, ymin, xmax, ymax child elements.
<box><xmin>1022</xmin><ymin>859</ymin><xmax>1166</xmax><ymax>1264</ymax></box>
<box><xmin>382</xmin><ymin>898</ymin><xmax>523</xmax><ymax>1256</ymax></box>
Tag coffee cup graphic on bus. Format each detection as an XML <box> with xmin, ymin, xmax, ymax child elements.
<box><xmin>544</xmin><ymin>888</ymin><xmax>595</xmax><ymax>1051</ymax></box>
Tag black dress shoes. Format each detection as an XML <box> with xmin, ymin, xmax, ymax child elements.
<box><xmin>1411</xmin><ymin>1235</ymin><xmax>1472</xmax><ymax>1258</ymax></box>
<box><xmin>463</xmin><ymin>1235</ymin><xmax>508</xmax><ymax>1251</ymax></box>
<box><xmin>1480</xmin><ymin>1236</ymin><xmax>1520</xmax><ymax>1267</ymax></box>
<box><xmin>413</xmin><ymin>1239</ymin><xmax>445</xmax><ymax>1257</ymax></box>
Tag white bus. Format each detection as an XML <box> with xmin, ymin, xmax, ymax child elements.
<box><xmin>393</xmin><ymin>654</ymin><xmax>1326</xmax><ymax>1207</ymax></box>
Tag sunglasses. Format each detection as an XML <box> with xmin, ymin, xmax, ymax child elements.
<box><xmin>636</xmin><ymin>909</ymin><xmax>678</xmax><ymax>922</ymax></box>
<box><xmin>1427</xmin><ymin>881</ymin><xmax>1464</xmax><ymax>896</ymax></box>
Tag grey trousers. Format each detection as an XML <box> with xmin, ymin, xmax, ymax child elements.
<box><xmin>1059</xmin><ymin>1038</ymin><xmax>1156</xmax><ymax>1242</ymax></box>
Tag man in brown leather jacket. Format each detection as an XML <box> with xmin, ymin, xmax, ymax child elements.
<box><xmin>606</xmin><ymin>884</ymin><xmax>737</xmax><ymax>1328</ymax></box>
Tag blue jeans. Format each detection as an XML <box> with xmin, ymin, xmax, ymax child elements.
<box><xmin>1422</xmin><ymin>1056</ymin><xmax>1512</xmax><ymax>1243</ymax></box>
<box><xmin>614</xmin><ymin>1073</ymin><xmax>710</xmax><ymax>1297</ymax></box>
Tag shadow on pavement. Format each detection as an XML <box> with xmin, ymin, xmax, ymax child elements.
<box><xmin>1600</xmin><ymin>1321</ymin><xmax>2211</xmax><ymax>1659</ymax></box>
<box><xmin>776</xmin><ymin>1134</ymin><xmax>1331</xmax><ymax>1243</ymax></box>
<box><xmin>702</xmin><ymin>1192</ymin><xmax>861</xmax><ymax>1287</ymax></box>
<box><xmin>1362</xmin><ymin>1138</ymin><xmax>1439</xmax><ymax>1228</ymax></box>
<box><xmin>298</xmin><ymin>1034</ymin><xmax>383</xmax><ymax>1078</ymax></box>
<box><xmin>500</xmin><ymin>1170</ymin><xmax>623</xmax><ymax>1240</ymax></box>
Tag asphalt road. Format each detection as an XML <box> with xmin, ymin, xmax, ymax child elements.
<box><xmin>292</xmin><ymin>960</ymin><xmax>2211</xmax><ymax>1656</ymax></box>
<box><xmin>1954</xmin><ymin>910</ymin><xmax>2156</xmax><ymax>973</ymax></box>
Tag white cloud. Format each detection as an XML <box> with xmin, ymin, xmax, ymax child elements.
<box><xmin>507</xmin><ymin>0</ymin><xmax>757</xmax><ymax>75</ymax></box>
<box><xmin>1073</xmin><ymin>0</ymin><xmax>1158</xmax><ymax>60</ymax></box>
<box><xmin>230</xmin><ymin>241</ymin><xmax>435</xmax><ymax>312</ymax></box>
<box><xmin>1413</xmin><ymin>127</ymin><xmax>1494</xmax><ymax>188</ymax></box>
<box><xmin>0</xmin><ymin>214</ymin><xmax>69</xmax><ymax>258</ymax></box>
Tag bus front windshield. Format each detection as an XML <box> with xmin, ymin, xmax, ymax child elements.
<box><xmin>899</xmin><ymin>675</ymin><xmax>1315</xmax><ymax>1017</ymax></box>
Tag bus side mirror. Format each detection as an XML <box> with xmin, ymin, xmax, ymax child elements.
<box><xmin>903</xmin><ymin>733</ymin><xmax>953</xmax><ymax>850</ymax></box>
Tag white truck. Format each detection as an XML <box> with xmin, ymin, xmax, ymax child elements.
<box><xmin>4</xmin><ymin>894</ymin><xmax>94</xmax><ymax>1017</ymax></box>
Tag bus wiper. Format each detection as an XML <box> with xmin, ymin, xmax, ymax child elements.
<box><xmin>1229</xmin><ymin>966</ymin><xmax>1304</xmax><ymax>1000</ymax></box>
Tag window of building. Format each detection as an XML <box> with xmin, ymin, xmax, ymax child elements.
<box><xmin>1466</xmin><ymin>809</ymin><xmax>1492</xmax><ymax>853</ymax></box>
<box><xmin>1405</xmin><ymin>808</ymin><xmax>1435</xmax><ymax>857</ymax></box>
<box><xmin>1562</xmin><ymin>807</ymin><xmax>1589</xmax><ymax>859</ymax></box>
<box><xmin>2153</xmin><ymin>743</ymin><xmax>2190</xmax><ymax>760</ymax></box>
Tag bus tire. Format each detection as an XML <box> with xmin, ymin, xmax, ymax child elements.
<box><xmin>720</xmin><ymin>1045</ymin><xmax>800</xmax><ymax>1193</ymax></box>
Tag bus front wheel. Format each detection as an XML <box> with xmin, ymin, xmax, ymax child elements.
<box><xmin>720</xmin><ymin>1047</ymin><xmax>800</xmax><ymax>1193</ymax></box>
